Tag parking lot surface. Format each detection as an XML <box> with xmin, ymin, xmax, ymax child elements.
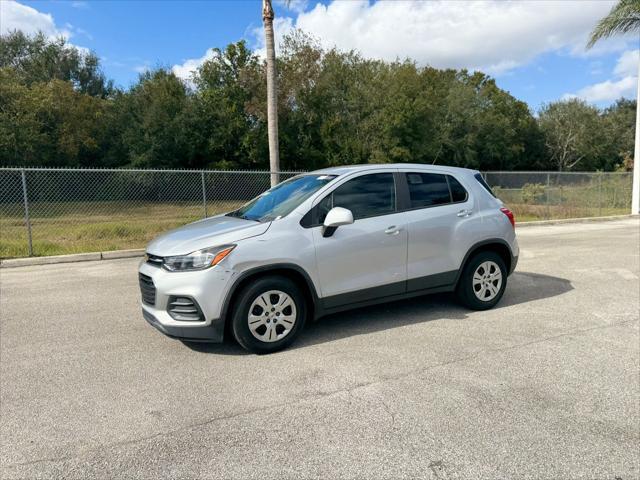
<box><xmin>1</xmin><ymin>218</ymin><xmax>639</xmax><ymax>479</ymax></box>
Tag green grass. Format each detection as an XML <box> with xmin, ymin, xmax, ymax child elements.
<box><xmin>0</xmin><ymin>201</ymin><xmax>242</xmax><ymax>258</ymax></box>
<box><xmin>508</xmin><ymin>204</ymin><xmax>629</xmax><ymax>222</ymax></box>
<box><xmin>496</xmin><ymin>181</ymin><xmax>632</xmax><ymax>222</ymax></box>
<box><xmin>0</xmin><ymin>183</ymin><xmax>632</xmax><ymax>258</ymax></box>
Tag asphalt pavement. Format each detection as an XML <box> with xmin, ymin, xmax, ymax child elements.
<box><xmin>1</xmin><ymin>218</ymin><xmax>638</xmax><ymax>479</ymax></box>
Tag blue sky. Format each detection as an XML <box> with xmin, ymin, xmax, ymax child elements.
<box><xmin>2</xmin><ymin>0</ymin><xmax>638</xmax><ymax>111</ymax></box>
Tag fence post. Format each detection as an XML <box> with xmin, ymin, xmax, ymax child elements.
<box><xmin>598</xmin><ymin>175</ymin><xmax>602</xmax><ymax>217</ymax></box>
<box><xmin>545</xmin><ymin>173</ymin><xmax>551</xmax><ymax>220</ymax></box>
<box><xmin>201</xmin><ymin>171</ymin><xmax>207</xmax><ymax>218</ymax></box>
<box><xmin>20</xmin><ymin>169</ymin><xmax>33</xmax><ymax>257</ymax></box>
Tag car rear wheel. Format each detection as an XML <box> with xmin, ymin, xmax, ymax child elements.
<box><xmin>456</xmin><ymin>251</ymin><xmax>507</xmax><ymax>310</ymax></box>
<box><xmin>231</xmin><ymin>276</ymin><xmax>306</xmax><ymax>354</ymax></box>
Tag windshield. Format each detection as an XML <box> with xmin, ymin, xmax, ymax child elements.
<box><xmin>227</xmin><ymin>174</ymin><xmax>337</xmax><ymax>222</ymax></box>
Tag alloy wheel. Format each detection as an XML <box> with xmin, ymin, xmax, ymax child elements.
<box><xmin>247</xmin><ymin>290</ymin><xmax>297</xmax><ymax>343</ymax></box>
<box><xmin>472</xmin><ymin>261</ymin><xmax>503</xmax><ymax>301</ymax></box>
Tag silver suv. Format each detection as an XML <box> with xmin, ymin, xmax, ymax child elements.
<box><xmin>139</xmin><ymin>164</ymin><xmax>518</xmax><ymax>353</ymax></box>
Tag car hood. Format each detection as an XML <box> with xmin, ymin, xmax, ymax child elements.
<box><xmin>146</xmin><ymin>214</ymin><xmax>270</xmax><ymax>256</ymax></box>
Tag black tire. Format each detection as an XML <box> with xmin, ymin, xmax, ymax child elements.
<box><xmin>230</xmin><ymin>275</ymin><xmax>307</xmax><ymax>354</ymax></box>
<box><xmin>456</xmin><ymin>251</ymin><xmax>507</xmax><ymax>310</ymax></box>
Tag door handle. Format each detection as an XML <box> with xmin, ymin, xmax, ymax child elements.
<box><xmin>384</xmin><ymin>226</ymin><xmax>401</xmax><ymax>235</ymax></box>
<box><xmin>457</xmin><ymin>209</ymin><xmax>473</xmax><ymax>217</ymax></box>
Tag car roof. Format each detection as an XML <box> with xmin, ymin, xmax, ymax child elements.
<box><xmin>311</xmin><ymin>163</ymin><xmax>476</xmax><ymax>176</ymax></box>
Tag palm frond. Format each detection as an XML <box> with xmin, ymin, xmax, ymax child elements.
<box><xmin>587</xmin><ymin>0</ymin><xmax>640</xmax><ymax>48</ymax></box>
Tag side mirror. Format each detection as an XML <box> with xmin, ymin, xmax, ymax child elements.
<box><xmin>322</xmin><ymin>207</ymin><xmax>354</xmax><ymax>237</ymax></box>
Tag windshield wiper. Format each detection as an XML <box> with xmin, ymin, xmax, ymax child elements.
<box><xmin>227</xmin><ymin>211</ymin><xmax>259</xmax><ymax>222</ymax></box>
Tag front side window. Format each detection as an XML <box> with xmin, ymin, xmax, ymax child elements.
<box><xmin>317</xmin><ymin>173</ymin><xmax>396</xmax><ymax>223</ymax></box>
<box><xmin>228</xmin><ymin>174</ymin><xmax>336</xmax><ymax>222</ymax></box>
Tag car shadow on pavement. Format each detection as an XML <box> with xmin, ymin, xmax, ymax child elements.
<box><xmin>295</xmin><ymin>271</ymin><xmax>573</xmax><ymax>350</ymax></box>
<box><xmin>183</xmin><ymin>271</ymin><xmax>572</xmax><ymax>355</ymax></box>
<box><xmin>498</xmin><ymin>271</ymin><xmax>573</xmax><ymax>309</ymax></box>
<box><xmin>181</xmin><ymin>339</ymin><xmax>249</xmax><ymax>355</ymax></box>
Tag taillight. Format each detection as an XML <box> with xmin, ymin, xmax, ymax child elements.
<box><xmin>500</xmin><ymin>207</ymin><xmax>515</xmax><ymax>228</ymax></box>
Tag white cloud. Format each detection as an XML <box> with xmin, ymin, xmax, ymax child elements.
<box><xmin>250</xmin><ymin>0</ymin><xmax>627</xmax><ymax>76</ymax></box>
<box><xmin>0</xmin><ymin>1</ymin><xmax>98</xmax><ymax>60</ymax></box>
<box><xmin>275</xmin><ymin>0</ymin><xmax>308</xmax><ymax>14</ymax></box>
<box><xmin>175</xmin><ymin>0</ymin><xmax>632</xmax><ymax>85</ymax></box>
<box><xmin>102</xmin><ymin>57</ymin><xmax>126</xmax><ymax>68</ymax></box>
<box><xmin>134</xmin><ymin>64</ymin><xmax>151</xmax><ymax>74</ymax></box>
<box><xmin>73</xmin><ymin>26</ymin><xmax>93</xmax><ymax>41</ymax></box>
<box><xmin>171</xmin><ymin>48</ymin><xmax>218</xmax><ymax>81</ymax></box>
<box><xmin>614</xmin><ymin>49</ymin><xmax>640</xmax><ymax>78</ymax></box>
<box><xmin>0</xmin><ymin>0</ymin><xmax>71</xmax><ymax>38</ymax></box>
<box><xmin>251</xmin><ymin>16</ymin><xmax>295</xmax><ymax>60</ymax></box>
<box><xmin>173</xmin><ymin>1</ymin><xmax>306</xmax><ymax>82</ymax></box>
<box><xmin>565</xmin><ymin>77</ymin><xmax>636</xmax><ymax>103</ymax></box>
<box><xmin>565</xmin><ymin>49</ymin><xmax>638</xmax><ymax>103</ymax></box>
<box><xmin>589</xmin><ymin>60</ymin><xmax>604</xmax><ymax>76</ymax></box>
<box><xmin>165</xmin><ymin>0</ymin><xmax>626</xmax><ymax>95</ymax></box>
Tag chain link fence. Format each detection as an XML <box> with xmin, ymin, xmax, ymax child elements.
<box><xmin>0</xmin><ymin>168</ymin><xmax>301</xmax><ymax>258</ymax></box>
<box><xmin>483</xmin><ymin>171</ymin><xmax>633</xmax><ymax>222</ymax></box>
<box><xmin>0</xmin><ymin>168</ymin><xmax>634</xmax><ymax>258</ymax></box>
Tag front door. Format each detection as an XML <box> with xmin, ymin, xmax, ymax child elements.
<box><xmin>310</xmin><ymin>172</ymin><xmax>408</xmax><ymax>308</ymax></box>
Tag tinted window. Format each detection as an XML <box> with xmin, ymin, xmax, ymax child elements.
<box><xmin>318</xmin><ymin>173</ymin><xmax>396</xmax><ymax>222</ymax></box>
<box><xmin>448</xmin><ymin>175</ymin><xmax>468</xmax><ymax>202</ymax></box>
<box><xmin>474</xmin><ymin>173</ymin><xmax>496</xmax><ymax>197</ymax></box>
<box><xmin>406</xmin><ymin>173</ymin><xmax>450</xmax><ymax>208</ymax></box>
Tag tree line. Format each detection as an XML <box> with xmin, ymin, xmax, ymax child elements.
<box><xmin>0</xmin><ymin>30</ymin><xmax>636</xmax><ymax>172</ymax></box>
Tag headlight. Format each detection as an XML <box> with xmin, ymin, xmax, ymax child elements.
<box><xmin>163</xmin><ymin>245</ymin><xmax>236</xmax><ymax>272</ymax></box>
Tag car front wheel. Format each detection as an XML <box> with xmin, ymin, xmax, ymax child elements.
<box><xmin>231</xmin><ymin>276</ymin><xmax>306</xmax><ymax>354</ymax></box>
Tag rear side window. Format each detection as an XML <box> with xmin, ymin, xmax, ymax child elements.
<box><xmin>319</xmin><ymin>173</ymin><xmax>396</xmax><ymax>222</ymax></box>
<box><xmin>406</xmin><ymin>173</ymin><xmax>451</xmax><ymax>208</ymax></box>
<box><xmin>448</xmin><ymin>175</ymin><xmax>468</xmax><ymax>202</ymax></box>
<box><xmin>474</xmin><ymin>173</ymin><xmax>496</xmax><ymax>197</ymax></box>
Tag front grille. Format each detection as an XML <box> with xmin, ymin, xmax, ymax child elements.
<box><xmin>168</xmin><ymin>296</ymin><xmax>204</xmax><ymax>322</ymax></box>
<box><xmin>139</xmin><ymin>273</ymin><xmax>156</xmax><ymax>306</ymax></box>
<box><xmin>146</xmin><ymin>253</ymin><xmax>163</xmax><ymax>268</ymax></box>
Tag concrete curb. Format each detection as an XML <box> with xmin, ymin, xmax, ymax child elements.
<box><xmin>0</xmin><ymin>249</ymin><xmax>144</xmax><ymax>269</ymax></box>
<box><xmin>1</xmin><ymin>215</ymin><xmax>637</xmax><ymax>268</ymax></box>
<box><xmin>100</xmin><ymin>249</ymin><xmax>146</xmax><ymax>260</ymax></box>
<box><xmin>515</xmin><ymin>214</ymin><xmax>635</xmax><ymax>228</ymax></box>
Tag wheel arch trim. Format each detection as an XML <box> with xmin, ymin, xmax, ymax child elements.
<box><xmin>220</xmin><ymin>263</ymin><xmax>320</xmax><ymax>325</ymax></box>
<box><xmin>454</xmin><ymin>238</ymin><xmax>516</xmax><ymax>286</ymax></box>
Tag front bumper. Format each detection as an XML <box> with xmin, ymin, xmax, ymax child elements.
<box><xmin>138</xmin><ymin>260</ymin><xmax>234</xmax><ymax>343</ymax></box>
<box><xmin>142</xmin><ymin>308</ymin><xmax>224</xmax><ymax>342</ymax></box>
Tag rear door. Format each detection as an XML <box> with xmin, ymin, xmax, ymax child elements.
<box><xmin>307</xmin><ymin>172</ymin><xmax>408</xmax><ymax>307</ymax></box>
<box><xmin>400</xmin><ymin>171</ymin><xmax>475</xmax><ymax>291</ymax></box>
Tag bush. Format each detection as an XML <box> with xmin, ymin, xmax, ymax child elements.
<box><xmin>521</xmin><ymin>183</ymin><xmax>546</xmax><ymax>204</ymax></box>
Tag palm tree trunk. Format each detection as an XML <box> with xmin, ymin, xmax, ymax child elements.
<box><xmin>632</xmin><ymin>60</ymin><xmax>639</xmax><ymax>214</ymax></box>
<box><xmin>263</xmin><ymin>0</ymin><xmax>280</xmax><ymax>187</ymax></box>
